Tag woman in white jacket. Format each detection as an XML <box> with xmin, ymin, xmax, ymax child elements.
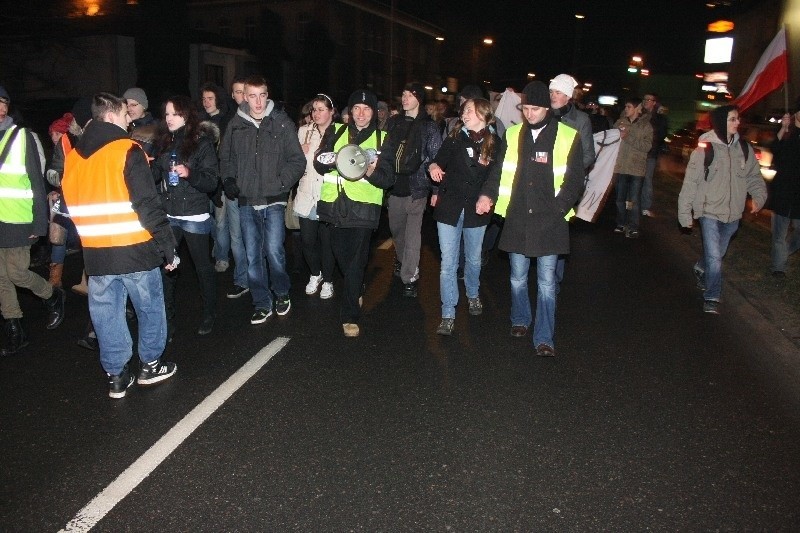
<box><xmin>295</xmin><ymin>94</ymin><xmax>336</xmax><ymax>298</ymax></box>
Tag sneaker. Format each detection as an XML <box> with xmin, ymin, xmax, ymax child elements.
<box><xmin>393</xmin><ymin>259</ymin><xmax>401</xmax><ymax>277</ymax></box>
<box><xmin>409</xmin><ymin>267</ymin><xmax>420</xmax><ymax>283</ymax></box>
<box><xmin>436</xmin><ymin>318</ymin><xmax>455</xmax><ymax>336</ymax></box>
<box><xmin>703</xmin><ymin>300</ymin><xmax>720</xmax><ymax>314</ymax></box>
<box><xmin>214</xmin><ymin>260</ymin><xmax>229</xmax><ymax>273</ymax></box>
<box><xmin>250</xmin><ymin>308</ymin><xmax>272</xmax><ymax>324</ymax></box>
<box><xmin>613</xmin><ymin>225</ymin><xmax>625</xmax><ymax>234</ymax></box>
<box><xmin>535</xmin><ymin>343</ymin><xmax>556</xmax><ymax>357</ymax></box>
<box><xmin>641</xmin><ymin>209</ymin><xmax>655</xmax><ymax>217</ymax></box>
<box><xmin>468</xmin><ymin>297</ymin><xmax>483</xmax><ymax>316</ymax></box>
<box><xmin>343</xmin><ymin>323</ymin><xmax>360</xmax><ymax>337</ymax></box>
<box><xmin>772</xmin><ymin>270</ymin><xmax>786</xmax><ymax>278</ymax></box>
<box><xmin>320</xmin><ymin>282</ymin><xmax>334</xmax><ymax>299</ymax></box>
<box><xmin>108</xmin><ymin>365</ymin><xmax>134</xmax><ymax>399</ymax></box>
<box><xmin>137</xmin><ymin>359</ymin><xmax>177</xmax><ymax>386</ymax></box>
<box><xmin>197</xmin><ymin>314</ymin><xmax>215</xmax><ymax>336</ymax></box>
<box><xmin>625</xmin><ymin>229</ymin><xmax>641</xmax><ymax>239</ymax></box>
<box><xmin>276</xmin><ymin>295</ymin><xmax>291</xmax><ymax>316</ymax></box>
<box><xmin>693</xmin><ymin>266</ymin><xmax>705</xmax><ymax>291</ymax></box>
<box><xmin>305</xmin><ymin>274</ymin><xmax>323</xmax><ymax>295</ymax></box>
<box><xmin>77</xmin><ymin>334</ymin><xmax>99</xmax><ymax>351</ymax></box>
<box><xmin>227</xmin><ymin>285</ymin><xmax>250</xmax><ymax>299</ymax></box>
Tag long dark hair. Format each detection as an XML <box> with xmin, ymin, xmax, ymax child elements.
<box><xmin>156</xmin><ymin>95</ymin><xmax>201</xmax><ymax>161</ymax></box>
<box><xmin>449</xmin><ymin>98</ymin><xmax>497</xmax><ymax>163</ymax></box>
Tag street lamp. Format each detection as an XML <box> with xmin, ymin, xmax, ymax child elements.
<box><xmin>572</xmin><ymin>14</ymin><xmax>585</xmax><ymax>71</ymax></box>
<box><xmin>471</xmin><ymin>37</ymin><xmax>494</xmax><ymax>85</ymax></box>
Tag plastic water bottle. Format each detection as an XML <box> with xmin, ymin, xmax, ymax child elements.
<box><xmin>168</xmin><ymin>152</ymin><xmax>179</xmax><ymax>186</ymax></box>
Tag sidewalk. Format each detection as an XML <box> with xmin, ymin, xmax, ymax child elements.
<box><xmin>656</xmin><ymin>156</ymin><xmax>800</xmax><ymax>348</ymax></box>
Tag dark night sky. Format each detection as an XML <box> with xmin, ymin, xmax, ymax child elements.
<box><xmin>396</xmin><ymin>0</ymin><xmax>712</xmax><ymax>92</ymax></box>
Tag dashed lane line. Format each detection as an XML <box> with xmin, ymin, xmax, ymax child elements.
<box><xmin>60</xmin><ymin>337</ymin><xmax>290</xmax><ymax>532</ymax></box>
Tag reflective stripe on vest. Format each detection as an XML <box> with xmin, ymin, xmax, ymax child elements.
<box><xmin>320</xmin><ymin>124</ymin><xmax>384</xmax><ymax>206</ymax></box>
<box><xmin>495</xmin><ymin>122</ymin><xmax>577</xmax><ymax>220</ymax></box>
<box><xmin>62</xmin><ymin>139</ymin><xmax>153</xmax><ymax>248</ymax></box>
<box><xmin>0</xmin><ymin>126</ymin><xmax>34</xmax><ymax>224</ymax></box>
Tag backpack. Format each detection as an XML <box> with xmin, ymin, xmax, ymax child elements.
<box><xmin>391</xmin><ymin>118</ymin><xmax>424</xmax><ymax>175</ymax></box>
<box><xmin>702</xmin><ymin>137</ymin><xmax>749</xmax><ymax>181</ymax></box>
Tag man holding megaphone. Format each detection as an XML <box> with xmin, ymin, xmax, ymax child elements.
<box><xmin>314</xmin><ymin>89</ymin><xmax>395</xmax><ymax>338</ymax></box>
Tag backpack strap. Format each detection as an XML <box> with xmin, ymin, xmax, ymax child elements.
<box><xmin>702</xmin><ymin>142</ymin><xmax>713</xmax><ymax>181</ymax></box>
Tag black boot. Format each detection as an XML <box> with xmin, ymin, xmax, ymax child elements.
<box><xmin>44</xmin><ymin>287</ymin><xmax>66</xmax><ymax>330</ymax></box>
<box><xmin>1</xmin><ymin>318</ymin><xmax>29</xmax><ymax>355</ymax></box>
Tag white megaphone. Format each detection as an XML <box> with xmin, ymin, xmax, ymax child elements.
<box><xmin>335</xmin><ymin>144</ymin><xmax>379</xmax><ymax>181</ymax></box>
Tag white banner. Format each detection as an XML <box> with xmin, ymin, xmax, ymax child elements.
<box><xmin>575</xmin><ymin>128</ymin><xmax>621</xmax><ymax>222</ymax></box>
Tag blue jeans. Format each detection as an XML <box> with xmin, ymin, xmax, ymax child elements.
<box><xmin>215</xmin><ymin>197</ymin><xmax>248</xmax><ymax>288</ymax></box>
<box><xmin>696</xmin><ymin>217</ymin><xmax>740</xmax><ymax>302</ymax></box>
<box><xmin>641</xmin><ymin>157</ymin><xmax>657</xmax><ymax>211</ymax></box>
<box><xmin>89</xmin><ymin>267</ymin><xmax>166</xmax><ymax>375</ymax></box>
<box><xmin>771</xmin><ymin>213</ymin><xmax>800</xmax><ymax>272</ymax></box>
<box><xmin>438</xmin><ymin>212</ymin><xmax>486</xmax><ymax>319</ymax></box>
<box><xmin>509</xmin><ymin>253</ymin><xmax>558</xmax><ymax>348</ymax></box>
<box><xmin>615</xmin><ymin>174</ymin><xmax>643</xmax><ymax>230</ymax></box>
<box><xmin>239</xmin><ymin>204</ymin><xmax>291</xmax><ymax>310</ymax></box>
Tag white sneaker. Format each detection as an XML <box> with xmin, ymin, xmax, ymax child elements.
<box><xmin>320</xmin><ymin>282</ymin><xmax>334</xmax><ymax>299</ymax></box>
<box><xmin>641</xmin><ymin>209</ymin><xmax>655</xmax><ymax>217</ymax></box>
<box><xmin>409</xmin><ymin>267</ymin><xmax>420</xmax><ymax>283</ymax></box>
<box><xmin>305</xmin><ymin>274</ymin><xmax>323</xmax><ymax>295</ymax></box>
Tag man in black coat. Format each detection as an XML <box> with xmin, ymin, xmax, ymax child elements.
<box><xmin>770</xmin><ymin>109</ymin><xmax>800</xmax><ymax>277</ymax></box>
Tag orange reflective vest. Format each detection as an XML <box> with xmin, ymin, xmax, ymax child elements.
<box><xmin>60</xmin><ymin>133</ymin><xmax>73</xmax><ymax>156</ymax></box>
<box><xmin>62</xmin><ymin>139</ymin><xmax>152</xmax><ymax>248</ymax></box>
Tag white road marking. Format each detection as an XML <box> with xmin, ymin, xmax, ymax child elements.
<box><xmin>377</xmin><ymin>238</ymin><xmax>394</xmax><ymax>250</ymax></box>
<box><xmin>60</xmin><ymin>337</ymin><xmax>290</xmax><ymax>532</ymax></box>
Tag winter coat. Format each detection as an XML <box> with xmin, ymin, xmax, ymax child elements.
<box><xmin>0</xmin><ymin>126</ymin><xmax>47</xmax><ymax>248</ymax></box>
<box><xmin>645</xmin><ymin>108</ymin><xmax>669</xmax><ymax>158</ymax></box>
<box><xmin>613</xmin><ymin>115</ymin><xmax>653</xmax><ymax>177</ymax></box>
<box><xmin>554</xmin><ymin>103</ymin><xmax>595</xmax><ymax>171</ymax></box>
<box><xmin>313</xmin><ymin>122</ymin><xmax>395</xmax><ymax>229</ymax></box>
<box><xmin>678</xmin><ymin>130</ymin><xmax>767</xmax><ymax>227</ymax></box>
<box><xmin>63</xmin><ymin>120</ymin><xmax>176</xmax><ymax>275</ymax></box>
<box><xmin>219</xmin><ymin>100</ymin><xmax>306</xmax><ymax>206</ymax></box>
<box><xmin>151</xmin><ymin>127</ymin><xmax>219</xmax><ymax>218</ymax></box>
<box><xmin>432</xmin><ymin>127</ymin><xmax>503</xmax><ymax>228</ymax></box>
<box><xmin>293</xmin><ymin>122</ymin><xmax>326</xmax><ymax>218</ymax></box>
<box><xmin>769</xmin><ymin>128</ymin><xmax>800</xmax><ymax>217</ymax></box>
<box><xmin>129</xmin><ymin>113</ymin><xmax>159</xmax><ymax>157</ymax></box>
<box><xmin>493</xmin><ymin>115</ymin><xmax>585</xmax><ymax>257</ymax></box>
<box><xmin>381</xmin><ymin>112</ymin><xmax>442</xmax><ymax>200</ymax></box>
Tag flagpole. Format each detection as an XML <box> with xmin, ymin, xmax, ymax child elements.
<box><xmin>784</xmin><ymin>24</ymin><xmax>789</xmax><ymax>113</ymax></box>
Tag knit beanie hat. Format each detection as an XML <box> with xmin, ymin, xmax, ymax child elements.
<box><xmin>0</xmin><ymin>86</ymin><xmax>10</xmax><ymax>103</ymax></box>
<box><xmin>549</xmin><ymin>74</ymin><xmax>578</xmax><ymax>97</ymax></box>
<box><xmin>49</xmin><ymin>113</ymin><xmax>74</xmax><ymax>135</ymax></box>
<box><xmin>71</xmin><ymin>97</ymin><xmax>93</xmax><ymax>128</ymax></box>
<box><xmin>521</xmin><ymin>81</ymin><xmax>550</xmax><ymax>107</ymax></box>
<box><xmin>403</xmin><ymin>82</ymin><xmax>426</xmax><ymax>105</ymax></box>
<box><xmin>123</xmin><ymin>87</ymin><xmax>148</xmax><ymax>110</ymax></box>
<box><xmin>347</xmin><ymin>89</ymin><xmax>378</xmax><ymax>118</ymax></box>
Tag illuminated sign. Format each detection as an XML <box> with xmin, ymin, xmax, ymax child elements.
<box><xmin>704</xmin><ymin>71</ymin><xmax>729</xmax><ymax>82</ymax></box>
<box><xmin>708</xmin><ymin>20</ymin><xmax>734</xmax><ymax>32</ymax></box>
<box><xmin>704</xmin><ymin>37</ymin><xmax>733</xmax><ymax>64</ymax></box>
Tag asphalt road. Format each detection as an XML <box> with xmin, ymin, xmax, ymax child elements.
<box><xmin>2</xmin><ymin>188</ymin><xmax>799</xmax><ymax>531</ymax></box>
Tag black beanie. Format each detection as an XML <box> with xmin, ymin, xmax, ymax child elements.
<box><xmin>404</xmin><ymin>82</ymin><xmax>426</xmax><ymax>105</ymax></box>
<box><xmin>521</xmin><ymin>81</ymin><xmax>550</xmax><ymax>107</ymax></box>
<box><xmin>711</xmin><ymin>105</ymin><xmax>736</xmax><ymax>142</ymax></box>
<box><xmin>347</xmin><ymin>89</ymin><xmax>378</xmax><ymax>119</ymax></box>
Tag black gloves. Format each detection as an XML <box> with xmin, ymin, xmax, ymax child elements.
<box><xmin>223</xmin><ymin>177</ymin><xmax>240</xmax><ymax>200</ymax></box>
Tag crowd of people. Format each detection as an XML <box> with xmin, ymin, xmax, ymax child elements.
<box><xmin>0</xmin><ymin>68</ymin><xmax>797</xmax><ymax>399</ymax></box>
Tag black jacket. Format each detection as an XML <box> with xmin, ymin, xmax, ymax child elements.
<box><xmin>379</xmin><ymin>112</ymin><xmax>442</xmax><ymax>200</ymax></box>
<box><xmin>770</xmin><ymin>128</ymin><xmax>800</xmax><ymax>217</ymax></box>
<box><xmin>66</xmin><ymin>120</ymin><xmax>176</xmax><ymax>275</ymax></box>
<box><xmin>313</xmin><ymin>122</ymin><xmax>395</xmax><ymax>228</ymax></box>
<box><xmin>219</xmin><ymin>101</ymin><xmax>305</xmax><ymax>206</ymax></box>
<box><xmin>432</xmin><ymin>128</ymin><xmax>503</xmax><ymax>228</ymax></box>
<box><xmin>152</xmin><ymin>128</ymin><xmax>219</xmax><ymax>218</ymax></box>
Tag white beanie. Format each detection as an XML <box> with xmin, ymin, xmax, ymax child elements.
<box><xmin>549</xmin><ymin>74</ymin><xmax>578</xmax><ymax>97</ymax></box>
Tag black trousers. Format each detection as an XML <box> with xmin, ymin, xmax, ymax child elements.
<box><xmin>299</xmin><ymin>216</ymin><xmax>335</xmax><ymax>281</ymax></box>
<box><xmin>329</xmin><ymin>226</ymin><xmax>372</xmax><ymax>324</ymax></box>
<box><xmin>162</xmin><ymin>226</ymin><xmax>217</xmax><ymax>322</ymax></box>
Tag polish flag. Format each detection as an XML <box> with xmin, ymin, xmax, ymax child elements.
<box><xmin>732</xmin><ymin>27</ymin><xmax>788</xmax><ymax>113</ymax></box>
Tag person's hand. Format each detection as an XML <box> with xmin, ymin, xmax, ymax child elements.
<box><xmin>174</xmin><ymin>164</ymin><xmax>190</xmax><ymax>179</ymax></box>
<box><xmin>302</xmin><ymin>143</ymin><xmax>310</xmax><ymax>154</ymax></box>
<box><xmin>430</xmin><ymin>194</ymin><xmax>438</xmax><ymax>207</ymax></box>
<box><xmin>364</xmin><ymin>159</ymin><xmax>378</xmax><ymax>178</ymax></box>
<box><xmin>750</xmin><ymin>201</ymin><xmax>761</xmax><ymax>214</ymax></box>
<box><xmin>781</xmin><ymin>113</ymin><xmax>791</xmax><ymax>129</ymax></box>
<box><xmin>679</xmin><ymin>224</ymin><xmax>693</xmax><ymax>235</ymax></box>
<box><xmin>223</xmin><ymin>177</ymin><xmax>240</xmax><ymax>200</ymax></box>
<box><xmin>429</xmin><ymin>163</ymin><xmax>444</xmax><ymax>182</ymax></box>
<box><xmin>47</xmin><ymin>191</ymin><xmax>61</xmax><ymax>202</ymax></box>
<box><xmin>476</xmin><ymin>195</ymin><xmax>493</xmax><ymax>215</ymax></box>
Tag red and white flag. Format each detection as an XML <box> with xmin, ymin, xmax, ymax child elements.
<box><xmin>733</xmin><ymin>27</ymin><xmax>788</xmax><ymax>113</ymax></box>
